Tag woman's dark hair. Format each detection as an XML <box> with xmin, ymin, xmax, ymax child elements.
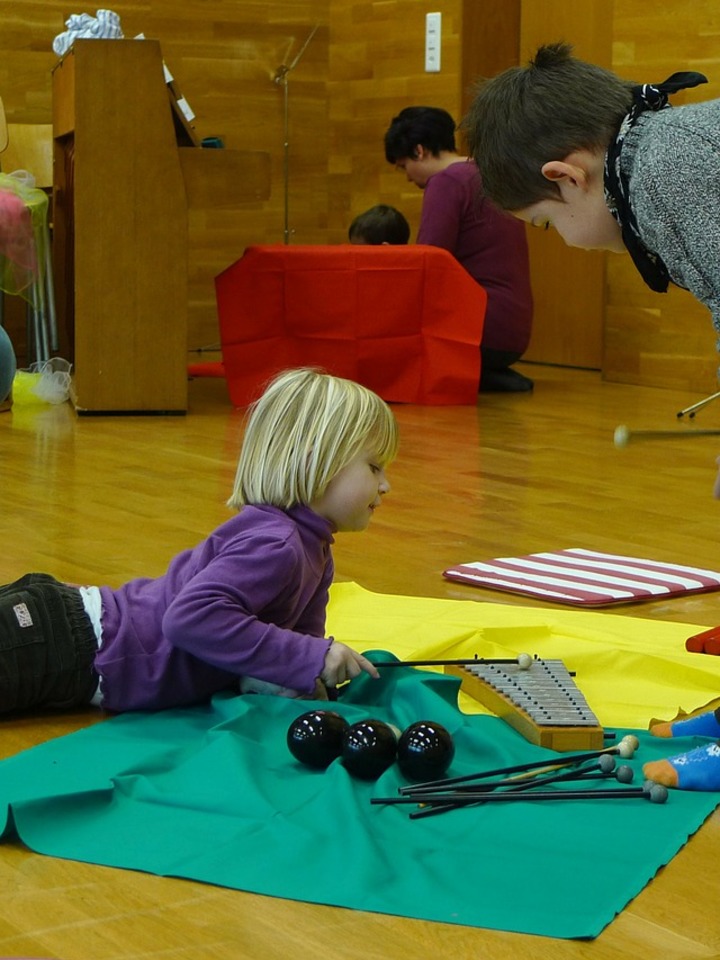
<box><xmin>384</xmin><ymin>106</ymin><xmax>457</xmax><ymax>163</ymax></box>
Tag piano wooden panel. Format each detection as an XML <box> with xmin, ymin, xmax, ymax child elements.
<box><xmin>51</xmin><ymin>39</ymin><xmax>271</xmax><ymax>414</ymax></box>
<box><xmin>52</xmin><ymin>39</ymin><xmax>188</xmax><ymax>414</ymax></box>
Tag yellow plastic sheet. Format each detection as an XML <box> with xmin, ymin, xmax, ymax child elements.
<box><xmin>327</xmin><ymin>582</ymin><xmax>720</xmax><ymax>729</ymax></box>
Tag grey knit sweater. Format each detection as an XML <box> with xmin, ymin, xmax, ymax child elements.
<box><xmin>619</xmin><ymin>99</ymin><xmax>720</xmax><ymax>337</ymax></box>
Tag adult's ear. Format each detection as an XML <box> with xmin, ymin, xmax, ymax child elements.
<box><xmin>541</xmin><ymin>159</ymin><xmax>589</xmax><ymax>189</ymax></box>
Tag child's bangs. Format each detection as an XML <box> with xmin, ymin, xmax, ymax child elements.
<box><xmin>368</xmin><ymin>406</ymin><xmax>399</xmax><ymax>465</ymax></box>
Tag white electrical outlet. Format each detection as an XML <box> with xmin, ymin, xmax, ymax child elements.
<box><xmin>425</xmin><ymin>12</ymin><xmax>441</xmax><ymax>73</ymax></box>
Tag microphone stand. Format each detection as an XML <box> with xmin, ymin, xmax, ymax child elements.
<box><xmin>273</xmin><ymin>24</ymin><xmax>319</xmax><ymax>245</ymax></box>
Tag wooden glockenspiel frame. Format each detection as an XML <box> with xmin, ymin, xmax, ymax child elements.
<box><xmin>445</xmin><ymin>658</ymin><xmax>604</xmax><ymax>752</ymax></box>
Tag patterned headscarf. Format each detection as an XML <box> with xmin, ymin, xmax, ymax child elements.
<box><xmin>604</xmin><ymin>71</ymin><xmax>708</xmax><ymax>292</ymax></box>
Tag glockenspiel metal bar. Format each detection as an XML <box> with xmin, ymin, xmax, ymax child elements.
<box><xmin>445</xmin><ymin>657</ymin><xmax>604</xmax><ymax>751</ymax></box>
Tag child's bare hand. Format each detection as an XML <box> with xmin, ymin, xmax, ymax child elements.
<box><xmin>320</xmin><ymin>642</ymin><xmax>380</xmax><ymax>688</ymax></box>
<box><xmin>308</xmin><ymin>678</ymin><xmax>329</xmax><ymax>700</ymax></box>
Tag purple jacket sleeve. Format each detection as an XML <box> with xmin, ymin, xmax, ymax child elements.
<box><xmin>161</xmin><ymin>533</ymin><xmax>333</xmax><ymax>694</ymax></box>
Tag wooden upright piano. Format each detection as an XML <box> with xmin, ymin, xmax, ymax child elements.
<box><xmin>52</xmin><ymin>39</ymin><xmax>270</xmax><ymax>414</ymax></box>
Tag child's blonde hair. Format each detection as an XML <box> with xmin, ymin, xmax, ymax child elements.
<box><xmin>228</xmin><ymin>368</ymin><xmax>399</xmax><ymax>510</ymax></box>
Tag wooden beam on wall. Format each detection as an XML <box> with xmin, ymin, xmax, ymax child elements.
<box><xmin>517</xmin><ymin>0</ymin><xmax>612</xmax><ymax>370</ymax></box>
<box><xmin>460</xmin><ymin>0</ymin><xmax>521</xmax><ymax>117</ymax></box>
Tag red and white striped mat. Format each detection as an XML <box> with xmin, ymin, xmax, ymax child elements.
<box><xmin>443</xmin><ymin>548</ymin><xmax>720</xmax><ymax>607</ymax></box>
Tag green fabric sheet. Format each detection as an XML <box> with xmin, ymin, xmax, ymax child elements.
<box><xmin>0</xmin><ymin>659</ymin><xmax>717</xmax><ymax>940</ymax></box>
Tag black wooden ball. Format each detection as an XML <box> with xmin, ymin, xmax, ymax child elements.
<box><xmin>286</xmin><ymin>709</ymin><xmax>349</xmax><ymax>769</ymax></box>
<box><xmin>397</xmin><ymin>721</ymin><xmax>455</xmax><ymax>781</ymax></box>
<box><xmin>341</xmin><ymin>718</ymin><xmax>398</xmax><ymax>780</ymax></box>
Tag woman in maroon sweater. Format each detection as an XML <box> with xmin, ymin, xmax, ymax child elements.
<box><xmin>385</xmin><ymin>105</ymin><xmax>534</xmax><ymax>393</ymax></box>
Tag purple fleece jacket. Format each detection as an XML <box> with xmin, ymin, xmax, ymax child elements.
<box><xmin>95</xmin><ymin>504</ymin><xmax>334</xmax><ymax>711</ymax></box>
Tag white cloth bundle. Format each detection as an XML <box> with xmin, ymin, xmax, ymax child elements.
<box><xmin>52</xmin><ymin>9</ymin><xmax>124</xmax><ymax>57</ymax></box>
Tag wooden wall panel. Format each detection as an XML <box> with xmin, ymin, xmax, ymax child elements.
<box><xmin>518</xmin><ymin>0</ymin><xmax>612</xmax><ymax>370</ymax></box>
<box><xmin>326</xmin><ymin>0</ymin><xmax>464</xmax><ymax>244</ymax></box>
<box><xmin>607</xmin><ymin>1</ymin><xmax>720</xmax><ymax>393</ymax></box>
<box><xmin>460</xmin><ymin>1</ymin><xmax>520</xmax><ymax>115</ymax></box>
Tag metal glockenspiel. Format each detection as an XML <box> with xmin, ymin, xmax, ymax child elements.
<box><xmin>444</xmin><ymin>658</ymin><xmax>604</xmax><ymax>752</ymax></box>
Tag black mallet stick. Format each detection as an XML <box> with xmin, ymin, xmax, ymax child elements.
<box><xmin>408</xmin><ymin>784</ymin><xmax>667</xmax><ymax>820</ymax></box>
<box><xmin>398</xmin><ymin>735</ymin><xmax>639</xmax><ymax>795</ymax></box>
<box><xmin>382</xmin><ymin>758</ymin><xmax>629</xmax><ymax>810</ymax></box>
<box><xmin>373</xmin><ymin>654</ymin><xmax>533</xmax><ymax>669</ymax></box>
